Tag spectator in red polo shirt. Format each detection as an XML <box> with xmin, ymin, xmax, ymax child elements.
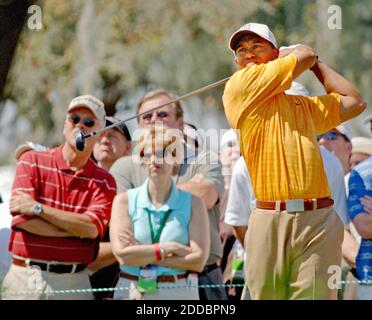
<box><xmin>1</xmin><ymin>95</ymin><xmax>117</xmax><ymax>300</ymax></box>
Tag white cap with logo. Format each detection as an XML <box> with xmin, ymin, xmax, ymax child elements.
<box><xmin>229</xmin><ymin>22</ymin><xmax>278</xmax><ymax>52</ymax></box>
<box><xmin>67</xmin><ymin>95</ymin><xmax>106</xmax><ymax>125</ymax></box>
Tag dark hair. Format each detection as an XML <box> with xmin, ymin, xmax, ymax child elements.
<box><xmin>233</xmin><ymin>33</ymin><xmax>276</xmax><ymax>52</ymax></box>
<box><xmin>106</xmin><ymin>117</ymin><xmax>132</xmax><ymax>141</ymax></box>
<box><xmin>340</xmin><ymin>133</ymin><xmax>350</xmax><ymax>143</ymax></box>
<box><xmin>184</xmin><ymin>122</ymin><xmax>200</xmax><ymax>149</ymax></box>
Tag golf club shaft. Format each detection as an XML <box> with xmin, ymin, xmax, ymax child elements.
<box><xmin>85</xmin><ymin>77</ymin><xmax>230</xmax><ymax>138</ymax></box>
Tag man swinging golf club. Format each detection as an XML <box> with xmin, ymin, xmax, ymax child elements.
<box><xmin>222</xmin><ymin>22</ymin><xmax>366</xmax><ymax>300</ymax></box>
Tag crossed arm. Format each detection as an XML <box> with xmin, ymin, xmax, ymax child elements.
<box><xmin>348</xmin><ymin>169</ymin><xmax>372</xmax><ymax>239</ymax></box>
<box><xmin>110</xmin><ymin>192</ymin><xmax>210</xmax><ymax>272</ymax></box>
<box><xmin>177</xmin><ymin>173</ymin><xmax>219</xmax><ymax>210</ymax></box>
<box><xmin>353</xmin><ymin>196</ymin><xmax>372</xmax><ymax>239</ymax></box>
<box><xmin>176</xmin><ymin>151</ymin><xmax>223</xmax><ymax>210</ymax></box>
<box><xmin>10</xmin><ymin>192</ymin><xmax>98</xmax><ymax>239</ymax></box>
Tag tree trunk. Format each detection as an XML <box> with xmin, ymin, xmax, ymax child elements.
<box><xmin>0</xmin><ymin>0</ymin><xmax>30</xmax><ymax>99</ymax></box>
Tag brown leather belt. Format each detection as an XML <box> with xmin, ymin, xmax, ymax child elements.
<box><xmin>120</xmin><ymin>271</ymin><xmax>189</xmax><ymax>283</ymax></box>
<box><xmin>256</xmin><ymin>197</ymin><xmax>334</xmax><ymax>212</ymax></box>
<box><xmin>12</xmin><ymin>258</ymin><xmax>86</xmax><ymax>274</ymax></box>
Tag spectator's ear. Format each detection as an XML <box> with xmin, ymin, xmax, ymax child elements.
<box><xmin>347</xmin><ymin>141</ymin><xmax>352</xmax><ymax>154</ymax></box>
<box><xmin>177</xmin><ymin>116</ymin><xmax>184</xmax><ymax>131</ymax></box>
<box><xmin>125</xmin><ymin>141</ymin><xmax>132</xmax><ymax>155</ymax></box>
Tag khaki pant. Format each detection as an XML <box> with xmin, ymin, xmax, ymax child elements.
<box><xmin>1</xmin><ymin>264</ymin><xmax>93</xmax><ymax>300</ymax></box>
<box><xmin>113</xmin><ymin>275</ymin><xmax>199</xmax><ymax>300</ymax></box>
<box><xmin>245</xmin><ymin>207</ymin><xmax>343</xmax><ymax>300</ymax></box>
<box><xmin>341</xmin><ymin>267</ymin><xmax>359</xmax><ymax>300</ymax></box>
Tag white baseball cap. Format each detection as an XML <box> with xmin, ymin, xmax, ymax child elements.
<box><xmin>14</xmin><ymin>141</ymin><xmax>47</xmax><ymax>160</ymax></box>
<box><xmin>336</xmin><ymin>124</ymin><xmax>352</xmax><ymax>140</ymax></box>
<box><xmin>67</xmin><ymin>95</ymin><xmax>106</xmax><ymax>124</ymax></box>
<box><xmin>351</xmin><ymin>137</ymin><xmax>372</xmax><ymax>156</ymax></box>
<box><xmin>220</xmin><ymin>129</ymin><xmax>239</xmax><ymax>149</ymax></box>
<box><xmin>229</xmin><ymin>22</ymin><xmax>278</xmax><ymax>52</ymax></box>
<box><xmin>363</xmin><ymin>115</ymin><xmax>372</xmax><ymax>125</ymax></box>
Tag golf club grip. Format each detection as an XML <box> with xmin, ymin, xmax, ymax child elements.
<box><xmin>85</xmin><ymin>77</ymin><xmax>230</xmax><ymax>138</ymax></box>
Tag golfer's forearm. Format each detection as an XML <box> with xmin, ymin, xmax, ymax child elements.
<box><xmin>16</xmin><ymin>218</ymin><xmax>73</xmax><ymax>237</ymax></box>
<box><xmin>39</xmin><ymin>205</ymin><xmax>99</xmax><ymax>239</ymax></box>
<box><xmin>311</xmin><ymin>62</ymin><xmax>362</xmax><ymax>99</ymax></box>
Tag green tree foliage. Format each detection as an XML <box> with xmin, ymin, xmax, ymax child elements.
<box><xmin>2</xmin><ymin>0</ymin><xmax>371</xmax><ymax>155</ymax></box>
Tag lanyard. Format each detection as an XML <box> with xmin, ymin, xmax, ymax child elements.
<box><xmin>146</xmin><ymin>209</ymin><xmax>173</xmax><ymax>244</ymax></box>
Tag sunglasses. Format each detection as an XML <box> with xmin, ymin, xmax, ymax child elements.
<box><xmin>141</xmin><ymin>111</ymin><xmax>170</xmax><ymax>121</ymax></box>
<box><xmin>140</xmin><ymin>149</ymin><xmax>167</xmax><ymax>159</ymax></box>
<box><xmin>317</xmin><ymin>132</ymin><xmax>339</xmax><ymax>141</ymax></box>
<box><xmin>68</xmin><ymin>113</ymin><xmax>95</xmax><ymax>128</ymax></box>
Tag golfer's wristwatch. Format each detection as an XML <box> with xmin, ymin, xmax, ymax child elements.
<box><xmin>33</xmin><ymin>203</ymin><xmax>43</xmax><ymax>216</ymax></box>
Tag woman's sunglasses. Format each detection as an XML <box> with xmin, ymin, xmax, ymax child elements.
<box><xmin>140</xmin><ymin>149</ymin><xmax>176</xmax><ymax>160</ymax></box>
<box><xmin>140</xmin><ymin>149</ymin><xmax>166</xmax><ymax>159</ymax></box>
<box><xmin>68</xmin><ymin>113</ymin><xmax>95</xmax><ymax>128</ymax></box>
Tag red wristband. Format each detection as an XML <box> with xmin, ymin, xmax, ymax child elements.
<box><xmin>154</xmin><ymin>243</ymin><xmax>162</xmax><ymax>261</ymax></box>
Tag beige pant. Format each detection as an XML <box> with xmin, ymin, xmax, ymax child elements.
<box><xmin>1</xmin><ymin>264</ymin><xmax>93</xmax><ymax>300</ymax></box>
<box><xmin>113</xmin><ymin>275</ymin><xmax>199</xmax><ymax>300</ymax></box>
<box><xmin>245</xmin><ymin>207</ymin><xmax>344</xmax><ymax>300</ymax></box>
<box><xmin>342</xmin><ymin>269</ymin><xmax>359</xmax><ymax>300</ymax></box>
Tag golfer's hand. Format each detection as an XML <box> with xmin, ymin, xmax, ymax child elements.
<box><xmin>279</xmin><ymin>44</ymin><xmax>302</xmax><ymax>58</ymax></box>
<box><xmin>361</xmin><ymin>196</ymin><xmax>372</xmax><ymax>214</ymax></box>
<box><xmin>10</xmin><ymin>191</ymin><xmax>38</xmax><ymax>216</ymax></box>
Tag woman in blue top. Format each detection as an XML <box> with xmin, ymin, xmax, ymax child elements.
<box><xmin>110</xmin><ymin>125</ymin><xmax>210</xmax><ymax>300</ymax></box>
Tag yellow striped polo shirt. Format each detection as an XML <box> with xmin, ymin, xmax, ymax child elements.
<box><xmin>223</xmin><ymin>54</ymin><xmax>341</xmax><ymax>201</ymax></box>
